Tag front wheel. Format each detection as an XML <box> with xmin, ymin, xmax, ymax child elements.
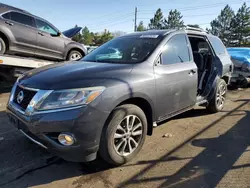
<box><xmin>67</xmin><ymin>50</ymin><xmax>83</xmax><ymax>61</ymax></box>
<box><xmin>0</xmin><ymin>37</ymin><xmax>6</xmax><ymax>54</ymax></box>
<box><xmin>206</xmin><ymin>79</ymin><xmax>227</xmax><ymax>113</ymax></box>
<box><xmin>99</xmin><ymin>104</ymin><xmax>147</xmax><ymax>166</ymax></box>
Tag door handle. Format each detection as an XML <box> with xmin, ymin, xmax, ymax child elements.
<box><xmin>5</xmin><ymin>21</ymin><xmax>14</xmax><ymax>26</ymax></box>
<box><xmin>38</xmin><ymin>31</ymin><xmax>44</xmax><ymax>36</ymax></box>
<box><xmin>189</xmin><ymin>69</ymin><xmax>196</xmax><ymax>75</ymax></box>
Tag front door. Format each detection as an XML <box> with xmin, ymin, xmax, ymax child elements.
<box><xmin>154</xmin><ymin>34</ymin><xmax>198</xmax><ymax>121</ymax></box>
<box><xmin>35</xmin><ymin>18</ymin><xmax>65</xmax><ymax>60</ymax></box>
<box><xmin>2</xmin><ymin>11</ymin><xmax>37</xmax><ymax>55</ymax></box>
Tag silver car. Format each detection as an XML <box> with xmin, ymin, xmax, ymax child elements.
<box><xmin>0</xmin><ymin>3</ymin><xmax>87</xmax><ymax>61</ymax></box>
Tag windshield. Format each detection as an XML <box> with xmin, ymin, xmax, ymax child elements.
<box><xmin>82</xmin><ymin>35</ymin><xmax>163</xmax><ymax>63</ymax></box>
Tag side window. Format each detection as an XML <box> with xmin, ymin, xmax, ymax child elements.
<box><xmin>162</xmin><ymin>34</ymin><xmax>190</xmax><ymax>65</ymax></box>
<box><xmin>2</xmin><ymin>12</ymin><xmax>10</xmax><ymax>20</ymax></box>
<box><xmin>10</xmin><ymin>12</ymin><xmax>35</xmax><ymax>27</ymax></box>
<box><xmin>208</xmin><ymin>36</ymin><xmax>226</xmax><ymax>55</ymax></box>
<box><xmin>35</xmin><ymin>19</ymin><xmax>58</xmax><ymax>35</ymax></box>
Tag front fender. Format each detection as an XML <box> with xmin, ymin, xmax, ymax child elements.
<box><xmin>63</xmin><ymin>42</ymin><xmax>86</xmax><ymax>59</ymax></box>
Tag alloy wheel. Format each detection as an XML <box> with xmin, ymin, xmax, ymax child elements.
<box><xmin>70</xmin><ymin>52</ymin><xmax>82</xmax><ymax>60</ymax></box>
<box><xmin>113</xmin><ymin>115</ymin><xmax>143</xmax><ymax>156</ymax></box>
<box><xmin>216</xmin><ymin>83</ymin><xmax>226</xmax><ymax>108</ymax></box>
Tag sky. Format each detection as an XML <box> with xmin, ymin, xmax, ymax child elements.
<box><xmin>1</xmin><ymin>0</ymin><xmax>249</xmax><ymax>33</ymax></box>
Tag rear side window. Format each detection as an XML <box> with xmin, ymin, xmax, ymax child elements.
<box><xmin>161</xmin><ymin>34</ymin><xmax>190</xmax><ymax>65</ymax></box>
<box><xmin>208</xmin><ymin>36</ymin><xmax>226</xmax><ymax>55</ymax></box>
<box><xmin>2</xmin><ymin>12</ymin><xmax>10</xmax><ymax>19</ymax></box>
<box><xmin>9</xmin><ymin>12</ymin><xmax>35</xmax><ymax>27</ymax></box>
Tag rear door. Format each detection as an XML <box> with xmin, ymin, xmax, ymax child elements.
<box><xmin>2</xmin><ymin>11</ymin><xmax>37</xmax><ymax>55</ymax></box>
<box><xmin>207</xmin><ymin>35</ymin><xmax>232</xmax><ymax>77</ymax></box>
<box><xmin>35</xmin><ymin>18</ymin><xmax>65</xmax><ymax>60</ymax></box>
<box><xmin>154</xmin><ymin>34</ymin><xmax>198</xmax><ymax>120</ymax></box>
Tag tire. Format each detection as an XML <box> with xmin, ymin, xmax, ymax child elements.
<box><xmin>99</xmin><ymin>104</ymin><xmax>147</xmax><ymax>166</ymax></box>
<box><xmin>67</xmin><ymin>50</ymin><xmax>83</xmax><ymax>61</ymax></box>
<box><xmin>206</xmin><ymin>79</ymin><xmax>227</xmax><ymax>113</ymax></box>
<box><xmin>0</xmin><ymin>37</ymin><xmax>6</xmax><ymax>54</ymax></box>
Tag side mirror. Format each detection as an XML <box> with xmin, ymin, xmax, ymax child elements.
<box><xmin>154</xmin><ymin>55</ymin><xmax>162</xmax><ymax>66</ymax></box>
<box><xmin>51</xmin><ymin>31</ymin><xmax>61</xmax><ymax>37</ymax></box>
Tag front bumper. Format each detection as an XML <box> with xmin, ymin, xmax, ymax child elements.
<box><xmin>6</xmin><ymin>103</ymin><xmax>109</xmax><ymax>162</ymax></box>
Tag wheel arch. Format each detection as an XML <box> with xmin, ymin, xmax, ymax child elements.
<box><xmin>111</xmin><ymin>96</ymin><xmax>155</xmax><ymax>136</ymax></box>
<box><xmin>221</xmin><ymin>75</ymin><xmax>230</xmax><ymax>85</ymax></box>
<box><xmin>66</xmin><ymin>47</ymin><xmax>85</xmax><ymax>60</ymax></box>
<box><xmin>0</xmin><ymin>30</ymin><xmax>10</xmax><ymax>51</ymax></box>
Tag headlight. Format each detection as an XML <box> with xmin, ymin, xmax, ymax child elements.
<box><xmin>36</xmin><ymin>87</ymin><xmax>105</xmax><ymax>111</ymax></box>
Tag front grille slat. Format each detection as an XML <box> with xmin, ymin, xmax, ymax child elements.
<box><xmin>13</xmin><ymin>85</ymin><xmax>37</xmax><ymax>110</ymax></box>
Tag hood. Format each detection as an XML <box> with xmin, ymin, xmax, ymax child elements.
<box><xmin>19</xmin><ymin>61</ymin><xmax>133</xmax><ymax>90</ymax></box>
<box><xmin>62</xmin><ymin>27</ymin><xmax>82</xmax><ymax>38</ymax></box>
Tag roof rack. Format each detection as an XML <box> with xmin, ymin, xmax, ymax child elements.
<box><xmin>184</xmin><ymin>26</ymin><xmax>205</xmax><ymax>32</ymax></box>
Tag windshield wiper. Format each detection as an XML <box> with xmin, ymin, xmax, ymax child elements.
<box><xmin>178</xmin><ymin>55</ymin><xmax>184</xmax><ymax>62</ymax></box>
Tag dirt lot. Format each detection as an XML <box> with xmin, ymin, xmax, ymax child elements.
<box><xmin>0</xmin><ymin>88</ymin><xmax>250</xmax><ymax>188</ymax></box>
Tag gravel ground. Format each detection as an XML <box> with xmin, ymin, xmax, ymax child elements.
<box><xmin>0</xmin><ymin>88</ymin><xmax>250</xmax><ymax>188</ymax></box>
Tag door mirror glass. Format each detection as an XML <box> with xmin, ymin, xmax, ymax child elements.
<box><xmin>51</xmin><ymin>31</ymin><xmax>61</xmax><ymax>37</ymax></box>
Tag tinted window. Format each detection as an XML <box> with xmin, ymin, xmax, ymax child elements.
<box><xmin>10</xmin><ymin>12</ymin><xmax>34</xmax><ymax>27</ymax></box>
<box><xmin>2</xmin><ymin>12</ymin><xmax>10</xmax><ymax>19</ymax></box>
<box><xmin>208</xmin><ymin>36</ymin><xmax>226</xmax><ymax>55</ymax></box>
<box><xmin>162</xmin><ymin>34</ymin><xmax>190</xmax><ymax>65</ymax></box>
<box><xmin>35</xmin><ymin>18</ymin><xmax>58</xmax><ymax>35</ymax></box>
<box><xmin>83</xmin><ymin>35</ymin><xmax>163</xmax><ymax>63</ymax></box>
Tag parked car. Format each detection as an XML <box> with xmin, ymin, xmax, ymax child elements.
<box><xmin>0</xmin><ymin>3</ymin><xmax>87</xmax><ymax>61</ymax></box>
<box><xmin>227</xmin><ymin>47</ymin><xmax>250</xmax><ymax>71</ymax></box>
<box><xmin>7</xmin><ymin>28</ymin><xmax>233</xmax><ymax>165</ymax></box>
<box><xmin>227</xmin><ymin>47</ymin><xmax>250</xmax><ymax>86</ymax></box>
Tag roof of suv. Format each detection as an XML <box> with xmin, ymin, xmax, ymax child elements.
<box><xmin>122</xmin><ymin>28</ymin><xmax>210</xmax><ymax>38</ymax></box>
<box><xmin>0</xmin><ymin>3</ymin><xmax>31</xmax><ymax>14</ymax></box>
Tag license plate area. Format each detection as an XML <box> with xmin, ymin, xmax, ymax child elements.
<box><xmin>8</xmin><ymin>114</ymin><xmax>28</xmax><ymax>132</ymax></box>
<box><xmin>8</xmin><ymin>114</ymin><xmax>19</xmax><ymax>128</ymax></box>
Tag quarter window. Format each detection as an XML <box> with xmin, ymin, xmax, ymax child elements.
<box><xmin>162</xmin><ymin>34</ymin><xmax>190</xmax><ymax>65</ymax></box>
<box><xmin>10</xmin><ymin>12</ymin><xmax>35</xmax><ymax>27</ymax></box>
<box><xmin>35</xmin><ymin>19</ymin><xmax>58</xmax><ymax>35</ymax></box>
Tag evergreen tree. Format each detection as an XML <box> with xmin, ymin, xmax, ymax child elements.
<box><xmin>148</xmin><ymin>8</ymin><xmax>164</xmax><ymax>29</ymax></box>
<box><xmin>231</xmin><ymin>2</ymin><xmax>250</xmax><ymax>46</ymax></box>
<box><xmin>163</xmin><ymin>9</ymin><xmax>184</xmax><ymax>29</ymax></box>
<box><xmin>210</xmin><ymin>5</ymin><xmax>235</xmax><ymax>46</ymax></box>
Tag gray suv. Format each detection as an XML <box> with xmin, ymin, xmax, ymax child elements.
<box><xmin>0</xmin><ymin>3</ymin><xmax>87</xmax><ymax>61</ymax></box>
<box><xmin>7</xmin><ymin>28</ymin><xmax>233</xmax><ymax>165</ymax></box>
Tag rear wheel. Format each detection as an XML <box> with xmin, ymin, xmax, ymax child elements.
<box><xmin>0</xmin><ymin>37</ymin><xmax>6</xmax><ymax>54</ymax></box>
<box><xmin>206</xmin><ymin>79</ymin><xmax>227</xmax><ymax>113</ymax></box>
<box><xmin>99</xmin><ymin>104</ymin><xmax>147</xmax><ymax>166</ymax></box>
<box><xmin>67</xmin><ymin>50</ymin><xmax>83</xmax><ymax>61</ymax></box>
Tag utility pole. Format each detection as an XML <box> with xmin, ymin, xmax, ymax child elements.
<box><xmin>134</xmin><ymin>7</ymin><xmax>137</xmax><ymax>32</ymax></box>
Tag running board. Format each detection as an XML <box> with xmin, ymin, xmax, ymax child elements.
<box><xmin>156</xmin><ymin>105</ymin><xmax>194</xmax><ymax>125</ymax></box>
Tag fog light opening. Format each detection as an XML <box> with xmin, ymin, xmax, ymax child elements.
<box><xmin>58</xmin><ymin>133</ymin><xmax>75</xmax><ymax>146</ymax></box>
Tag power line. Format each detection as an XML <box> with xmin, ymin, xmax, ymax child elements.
<box><xmin>86</xmin><ymin>10</ymin><xmax>133</xmax><ymax>20</ymax></box>
<box><xmin>138</xmin><ymin>0</ymin><xmax>249</xmax><ymax>13</ymax></box>
<box><xmin>87</xmin><ymin>13</ymin><xmax>133</xmax><ymax>27</ymax></box>
<box><xmin>88</xmin><ymin>19</ymin><xmax>133</xmax><ymax>31</ymax></box>
<box><xmin>137</xmin><ymin>12</ymin><xmax>219</xmax><ymax>20</ymax></box>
